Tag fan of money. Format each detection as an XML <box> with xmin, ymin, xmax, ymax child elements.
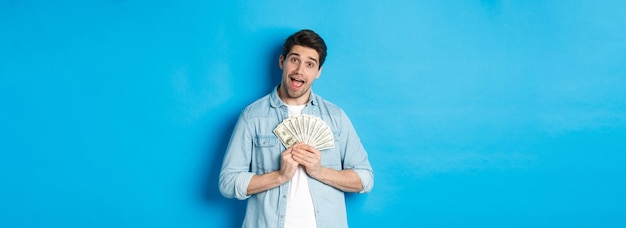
<box><xmin>273</xmin><ymin>114</ymin><xmax>335</xmax><ymax>150</ymax></box>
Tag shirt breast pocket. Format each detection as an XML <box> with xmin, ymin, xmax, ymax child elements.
<box><xmin>253</xmin><ymin>135</ymin><xmax>281</xmax><ymax>174</ymax></box>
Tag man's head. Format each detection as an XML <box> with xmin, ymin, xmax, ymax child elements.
<box><xmin>278</xmin><ymin>29</ymin><xmax>327</xmax><ymax>105</ymax></box>
<box><xmin>281</xmin><ymin>29</ymin><xmax>327</xmax><ymax>69</ymax></box>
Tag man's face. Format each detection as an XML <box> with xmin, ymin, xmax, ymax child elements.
<box><xmin>278</xmin><ymin>45</ymin><xmax>323</xmax><ymax>105</ymax></box>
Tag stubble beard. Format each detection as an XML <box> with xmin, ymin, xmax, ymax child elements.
<box><xmin>288</xmin><ymin>85</ymin><xmax>309</xmax><ymax>99</ymax></box>
<box><xmin>279</xmin><ymin>83</ymin><xmax>310</xmax><ymax>100</ymax></box>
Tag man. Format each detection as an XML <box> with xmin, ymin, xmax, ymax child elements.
<box><xmin>219</xmin><ymin>29</ymin><xmax>374</xmax><ymax>228</ymax></box>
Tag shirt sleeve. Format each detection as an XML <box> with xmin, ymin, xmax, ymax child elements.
<box><xmin>219</xmin><ymin>111</ymin><xmax>255</xmax><ymax>200</ymax></box>
<box><xmin>339</xmin><ymin>110</ymin><xmax>375</xmax><ymax>193</ymax></box>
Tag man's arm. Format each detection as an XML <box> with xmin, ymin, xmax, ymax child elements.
<box><xmin>291</xmin><ymin>144</ymin><xmax>363</xmax><ymax>192</ymax></box>
<box><xmin>311</xmin><ymin>167</ymin><xmax>364</xmax><ymax>193</ymax></box>
<box><xmin>246</xmin><ymin>146</ymin><xmax>300</xmax><ymax>195</ymax></box>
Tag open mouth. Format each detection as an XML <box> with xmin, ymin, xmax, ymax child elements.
<box><xmin>290</xmin><ymin>76</ymin><xmax>305</xmax><ymax>89</ymax></box>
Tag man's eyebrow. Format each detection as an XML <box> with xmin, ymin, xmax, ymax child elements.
<box><xmin>288</xmin><ymin>52</ymin><xmax>318</xmax><ymax>63</ymax></box>
<box><xmin>307</xmin><ymin>56</ymin><xmax>319</xmax><ymax>64</ymax></box>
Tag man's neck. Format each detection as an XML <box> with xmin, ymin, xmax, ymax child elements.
<box><xmin>277</xmin><ymin>85</ymin><xmax>310</xmax><ymax>106</ymax></box>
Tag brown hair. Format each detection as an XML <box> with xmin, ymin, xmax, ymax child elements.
<box><xmin>282</xmin><ymin>29</ymin><xmax>327</xmax><ymax>69</ymax></box>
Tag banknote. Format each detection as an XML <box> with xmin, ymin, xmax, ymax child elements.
<box><xmin>273</xmin><ymin>123</ymin><xmax>299</xmax><ymax>148</ymax></box>
<box><xmin>272</xmin><ymin>114</ymin><xmax>335</xmax><ymax>150</ymax></box>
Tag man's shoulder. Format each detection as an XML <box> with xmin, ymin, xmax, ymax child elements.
<box><xmin>314</xmin><ymin>94</ymin><xmax>344</xmax><ymax>113</ymax></box>
<box><xmin>239</xmin><ymin>93</ymin><xmax>274</xmax><ymax>118</ymax></box>
<box><xmin>245</xmin><ymin>94</ymin><xmax>272</xmax><ymax>109</ymax></box>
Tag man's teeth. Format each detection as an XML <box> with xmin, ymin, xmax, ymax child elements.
<box><xmin>291</xmin><ymin>77</ymin><xmax>304</xmax><ymax>87</ymax></box>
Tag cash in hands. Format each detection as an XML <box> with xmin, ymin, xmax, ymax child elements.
<box><xmin>273</xmin><ymin>114</ymin><xmax>335</xmax><ymax>150</ymax></box>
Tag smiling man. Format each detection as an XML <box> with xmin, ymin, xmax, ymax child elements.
<box><xmin>219</xmin><ymin>29</ymin><xmax>374</xmax><ymax>228</ymax></box>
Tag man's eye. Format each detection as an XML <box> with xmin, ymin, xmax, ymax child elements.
<box><xmin>307</xmin><ymin>63</ymin><xmax>315</xmax><ymax>68</ymax></box>
<box><xmin>290</xmin><ymin>58</ymin><xmax>298</xmax><ymax>63</ymax></box>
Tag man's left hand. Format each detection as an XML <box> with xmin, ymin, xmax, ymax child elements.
<box><xmin>291</xmin><ymin>143</ymin><xmax>323</xmax><ymax>179</ymax></box>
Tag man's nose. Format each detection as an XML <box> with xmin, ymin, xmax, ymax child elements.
<box><xmin>294</xmin><ymin>62</ymin><xmax>304</xmax><ymax>74</ymax></box>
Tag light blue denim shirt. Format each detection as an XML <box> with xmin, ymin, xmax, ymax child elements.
<box><xmin>219</xmin><ymin>86</ymin><xmax>374</xmax><ymax>228</ymax></box>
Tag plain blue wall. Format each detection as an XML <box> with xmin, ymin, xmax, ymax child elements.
<box><xmin>1</xmin><ymin>1</ymin><xmax>625</xmax><ymax>227</ymax></box>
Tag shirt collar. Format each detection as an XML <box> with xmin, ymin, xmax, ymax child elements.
<box><xmin>270</xmin><ymin>85</ymin><xmax>318</xmax><ymax>108</ymax></box>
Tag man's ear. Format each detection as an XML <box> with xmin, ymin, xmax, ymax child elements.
<box><xmin>316</xmin><ymin>66</ymin><xmax>323</xmax><ymax>79</ymax></box>
<box><xmin>279</xmin><ymin>55</ymin><xmax>284</xmax><ymax>70</ymax></box>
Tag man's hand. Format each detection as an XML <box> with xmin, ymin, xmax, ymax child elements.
<box><xmin>246</xmin><ymin>145</ymin><xmax>301</xmax><ymax>196</ymax></box>
<box><xmin>279</xmin><ymin>145</ymin><xmax>300</xmax><ymax>181</ymax></box>
<box><xmin>291</xmin><ymin>143</ymin><xmax>323</xmax><ymax>179</ymax></box>
<box><xmin>291</xmin><ymin>143</ymin><xmax>365</xmax><ymax>193</ymax></box>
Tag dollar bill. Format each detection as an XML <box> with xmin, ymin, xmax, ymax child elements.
<box><xmin>273</xmin><ymin>114</ymin><xmax>335</xmax><ymax>150</ymax></box>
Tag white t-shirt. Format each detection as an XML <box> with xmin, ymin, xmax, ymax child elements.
<box><xmin>284</xmin><ymin>104</ymin><xmax>317</xmax><ymax>228</ymax></box>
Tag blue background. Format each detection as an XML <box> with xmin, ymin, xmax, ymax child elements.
<box><xmin>2</xmin><ymin>1</ymin><xmax>625</xmax><ymax>227</ymax></box>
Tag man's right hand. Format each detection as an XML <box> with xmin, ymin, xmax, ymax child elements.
<box><xmin>279</xmin><ymin>144</ymin><xmax>301</xmax><ymax>181</ymax></box>
<box><xmin>246</xmin><ymin>143</ymin><xmax>302</xmax><ymax>196</ymax></box>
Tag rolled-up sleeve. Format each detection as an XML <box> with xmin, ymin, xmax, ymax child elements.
<box><xmin>219</xmin><ymin>112</ymin><xmax>255</xmax><ymax>200</ymax></box>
